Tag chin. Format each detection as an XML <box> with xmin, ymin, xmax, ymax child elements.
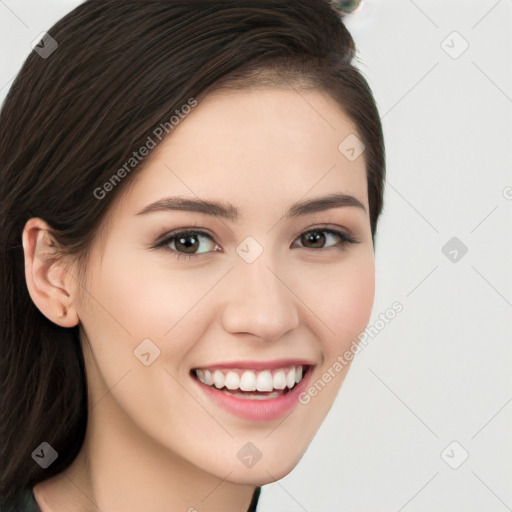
<box><xmin>224</xmin><ymin>465</ymin><xmax>296</xmax><ymax>486</ymax></box>
<box><xmin>217</xmin><ymin>445</ymin><xmax>309</xmax><ymax>486</ymax></box>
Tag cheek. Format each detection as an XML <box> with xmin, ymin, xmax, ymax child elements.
<box><xmin>300</xmin><ymin>251</ymin><xmax>375</xmax><ymax>353</ymax></box>
<box><xmin>86</xmin><ymin>248</ymin><xmax>209</xmax><ymax>338</ymax></box>
<box><xmin>81</xmin><ymin>250</ymin><xmax>225</xmax><ymax>375</ymax></box>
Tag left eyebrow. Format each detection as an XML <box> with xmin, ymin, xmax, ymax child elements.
<box><xmin>135</xmin><ymin>192</ymin><xmax>367</xmax><ymax>221</ymax></box>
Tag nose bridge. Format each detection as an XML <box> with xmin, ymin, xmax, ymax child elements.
<box><xmin>220</xmin><ymin>246</ymin><xmax>299</xmax><ymax>341</ymax></box>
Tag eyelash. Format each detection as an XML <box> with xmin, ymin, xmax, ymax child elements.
<box><xmin>152</xmin><ymin>225</ymin><xmax>360</xmax><ymax>261</ymax></box>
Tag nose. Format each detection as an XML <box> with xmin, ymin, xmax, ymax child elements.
<box><xmin>220</xmin><ymin>253</ymin><xmax>300</xmax><ymax>342</ymax></box>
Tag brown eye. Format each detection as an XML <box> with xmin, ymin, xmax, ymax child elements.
<box><xmin>175</xmin><ymin>232</ymin><xmax>201</xmax><ymax>253</ymax></box>
<box><xmin>155</xmin><ymin>230</ymin><xmax>219</xmax><ymax>260</ymax></box>
<box><xmin>301</xmin><ymin>231</ymin><xmax>327</xmax><ymax>249</ymax></box>
<box><xmin>295</xmin><ymin>228</ymin><xmax>357</xmax><ymax>251</ymax></box>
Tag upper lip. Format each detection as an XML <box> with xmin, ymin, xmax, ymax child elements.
<box><xmin>191</xmin><ymin>358</ymin><xmax>316</xmax><ymax>371</ymax></box>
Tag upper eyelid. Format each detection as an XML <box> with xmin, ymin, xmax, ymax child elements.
<box><xmin>289</xmin><ymin>223</ymin><xmax>355</xmax><ymax>242</ymax></box>
<box><xmin>154</xmin><ymin>227</ymin><xmax>215</xmax><ymax>246</ymax></box>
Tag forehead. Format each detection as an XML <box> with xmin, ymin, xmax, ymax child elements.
<box><xmin>109</xmin><ymin>87</ymin><xmax>368</xmax><ymax>224</ymax></box>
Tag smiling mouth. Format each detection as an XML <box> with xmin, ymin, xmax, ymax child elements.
<box><xmin>191</xmin><ymin>365</ymin><xmax>311</xmax><ymax>400</ymax></box>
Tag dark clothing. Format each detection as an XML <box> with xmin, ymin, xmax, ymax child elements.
<box><xmin>12</xmin><ymin>486</ymin><xmax>261</xmax><ymax>511</ymax></box>
<box><xmin>247</xmin><ymin>486</ymin><xmax>261</xmax><ymax>511</ymax></box>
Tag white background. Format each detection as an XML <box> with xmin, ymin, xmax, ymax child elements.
<box><xmin>1</xmin><ymin>1</ymin><xmax>511</xmax><ymax>510</ymax></box>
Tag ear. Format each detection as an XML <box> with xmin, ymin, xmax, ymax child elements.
<box><xmin>22</xmin><ymin>217</ymin><xmax>80</xmax><ymax>328</ymax></box>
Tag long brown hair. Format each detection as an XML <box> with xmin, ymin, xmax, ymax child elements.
<box><xmin>0</xmin><ymin>1</ymin><xmax>385</xmax><ymax>508</ymax></box>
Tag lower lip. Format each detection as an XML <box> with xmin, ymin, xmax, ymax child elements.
<box><xmin>193</xmin><ymin>367</ymin><xmax>314</xmax><ymax>422</ymax></box>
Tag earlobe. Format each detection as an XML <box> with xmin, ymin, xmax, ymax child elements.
<box><xmin>22</xmin><ymin>218</ymin><xmax>80</xmax><ymax>328</ymax></box>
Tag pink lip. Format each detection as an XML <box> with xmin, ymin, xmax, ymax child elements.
<box><xmin>192</xmin><ymin>365</ymin><xmax>315</xmax><ymax>422</ymax></box>
<box><xmin>192</xmin><ymin>358</ymin><xmax>315</xmax><ymax>371</ymax></box>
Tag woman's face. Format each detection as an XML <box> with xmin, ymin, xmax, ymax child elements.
<box><xmin>72</xmin><ymin>87</ymin><xmax>375</xmax><ymax>485</ymax></box>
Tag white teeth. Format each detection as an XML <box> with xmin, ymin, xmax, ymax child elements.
<box><xmin>213</xmin><ymin>369</ymin><xmax>225</xmax><ymax>389</ymax></box>
<box><xmin>194</xmin><ymin>365</ymin><xmax>306</xmax><ymax>393</ymax></box>
<box><xmin>239</xmin><ymin>370</ymin><xmax>257</xmax><ymax>391</ymax></box>
<box><xmin>224</xmin><ymin>371</ymin><xmax>240</xmax><ymax>390</ymax></box>
<box><xmin>286</xmin><ymin>367</ymin><xmax>296</xmax><ymax>389</ymax></box>
<box><xmin>203</xmin><ymin>369</ymin><xmax>213</xmax><ymax>386</ymax></box>
<box><xmin>256</xmin><ymin>370</ymin><xmax>273</xmax><ymax>392</ymax></box>
<box><xmin>273</xmin><ymin>370</ymin><xmax>287</xmax><ymax>390</ymax></box>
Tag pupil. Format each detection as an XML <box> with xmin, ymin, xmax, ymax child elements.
<box><xmin>304</xmin><ymin>231</ymin><xmax>325</xmax><ymax>248</ymax></box>
<box><xmin>177</xmin><ymin>234</ymin><xmax>198</xmax><ymax>253</ymax></box>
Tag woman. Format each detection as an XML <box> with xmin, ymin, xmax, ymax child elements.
<box><xmin>0</xmin><ymin>0</ymin><xmax>385</xmax><ymax>510</ymax></box>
